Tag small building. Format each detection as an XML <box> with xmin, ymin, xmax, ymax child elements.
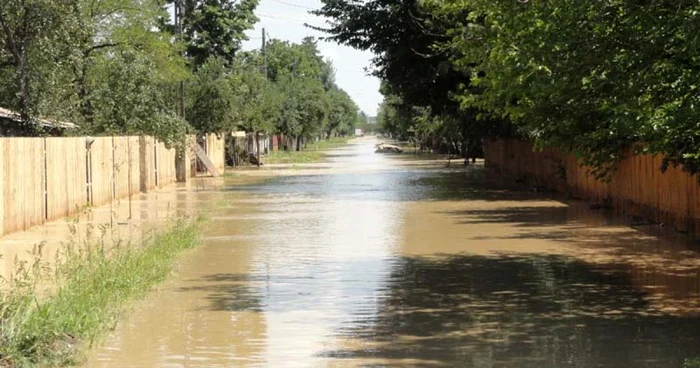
<box><xmin>0</xmin><ymin>107</ymin><xmax>78</xmax><ymax>137</ymax></box>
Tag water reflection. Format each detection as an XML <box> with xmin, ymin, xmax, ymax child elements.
<box><xmin>322</xmin><ymin>253</ymin><xmax>700</xmax><ymax>367</ymax></box>
<box><xmin>85</xmin><ymin>138</ymin><xmax>700</xmax><ymax>368</ymax></box>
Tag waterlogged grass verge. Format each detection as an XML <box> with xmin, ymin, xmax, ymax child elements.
<box><xmin>265</xmin><ymin>137</ymin><xmax>349</xmax><ymax>164</ymax></box>
<box><xmin>0</xmin><ymin>219</ymin><xmax>202</xmax><ymax>367</ymax></box>
<box><xmin>265</xmin><ymin>150</ymin><xmax>322</xmax><ymax>164</ymax></box>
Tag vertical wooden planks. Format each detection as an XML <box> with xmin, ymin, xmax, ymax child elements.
<box><xmin>155</xmin><ymin>140</ymin><xmax>176</xmax><ymax>187</ymax></box>
<box><xmin>2</xmin><ymin>138</ymin><xmax>45</xmax><ymax>233</ymax></box>
<box><xmin>0</xmin><ymin>139</ymin><xmax>4</xmax><ymax>236</ymax></box>
<box><xmin>205</xmin><ymin>133</ymin><xmax>225</xmax><ymax>174</ymax></box>
<box><xmin>0</xmin><ymin>135</ymin><xmax>197</xmax><ymax>238</ymax></box>
<box><xmin>485</xmin><ymin>139</ymin><xmax>700</xmax><ymax>233</ymax></box>
<box><xmin>89</xmin><ymin>137</ymin><xmax>114</xmax><ymax>207</ymax></box>
<box><xmin>45</xmin><ymin>137</ymin><xmax>87</xmax><ymax>220</ymax></box>
<box><xmin>139</xmin><ymin>136</ymin><xmax>156</xmax><ymax>192</ymax></box>
<box><xmin>128</xmin><ymin>136</ymin><xmax>140</xmax><ymax>197</ymax></box>
<box><xmin>112</xmin><ymin>137</ymin><xmax>128</xmax><ymax>200</ymax></box>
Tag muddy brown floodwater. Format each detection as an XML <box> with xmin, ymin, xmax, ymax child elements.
<box><xmin>85</xmin><ymin>137</ymin><xmax>700</xmax><ymax>368</ymax></box>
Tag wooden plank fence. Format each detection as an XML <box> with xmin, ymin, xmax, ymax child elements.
<box><xmin>484</xmin><ymin>139</ymin><xmax>700</xmax><ymax>233</ymax></box>
<box><xmin>1</xmin><ymin>138</ymin><xmax>45</xmax><ymax>235</ymax></box>
<box><xmin>46</xmin><ymin>137</ymin><xmax>87</xmax><ymax>221</ymax></box>
<box><xmin>0</xmin><ymin>133</ymin><xmax>228</xmax><ymax>237</ymax></box>
<box><xmin>205</xmin><ymin>134</ymin><xmax>226</xmax><ymax>174</ymax></box>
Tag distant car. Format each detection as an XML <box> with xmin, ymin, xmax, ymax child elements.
<box><xmin>375</xmin><ymin>143</ymin><xmax>403</xmax><ymax>153</ymax></box>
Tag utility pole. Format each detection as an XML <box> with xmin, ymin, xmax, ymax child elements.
<box><xmin>175</xmin><ymin>0</ymin><xmax>185</xmax><ymax>120</ymax></box>
<box><xmin>174</xmin><ymin>0</ymin><xmax>188</xmax><ymax>182</ymax></box>
<box><xmin>257</xmin><ymin>27</ymin><xmax>266</xmax><ymax>167</ymax></box>
<box><xmin>262</xmin><ymin>28</ymin><xmax>267</xmax><ymax>81</ymax></box>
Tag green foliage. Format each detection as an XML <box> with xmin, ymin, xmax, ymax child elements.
<box><xmin>229</xmin><ymin>56</ymin><xmax>276</xmax><ymax>134</ymax></box>
<box><xmin>0</xmin><ymin>0</ymin><xmax>191</xmax><ymax>144</ymax></box>
<box><xmin>0</xmin><ymin>0</ymin><xmax>359</xmax><ymax>150</ymax></box>
<box><xmin>326</xmin><ymin>88</ymin><xmax>359</xmax><ymax>137</ymax></box>
<box><xmin>0</xmin><ymin>0</ymin><xmax>69</xmax><ymax>125</ymax></box>
<box><xmin>176</xmin><ymin>0</ymin><xmax>259</xmax><ymax>67</ymax></box>
<box><xmin>0</xmin><ymin>219</ymin><xmax>201</xmax><ymax>367</ymax></box>
<box><xmin>187</xmin><ymin>57</ymin><xmax>236</xmax><ymax>133</ymax></box>
<box><xmin>318</xmin><ymin>0</ymin><xmax>700</xmax><ymax>176</ymax></box>
<box><xmin>315</xmin><ymin>0</ymin><xmax>507</xmax><ymax>158</ymax></box>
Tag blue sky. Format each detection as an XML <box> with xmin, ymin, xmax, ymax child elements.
<box><xmin>241</xmin><ymin>0</ymin><xmax>382</xmax><ymax>116</ymax></box>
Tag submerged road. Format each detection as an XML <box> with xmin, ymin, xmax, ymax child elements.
<box><xmin>87</xmin><ymin>137</ymin><xmax>700</xmax><ymax>368</ymax></box>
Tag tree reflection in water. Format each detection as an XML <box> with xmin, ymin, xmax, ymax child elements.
<box><xmin>322</xmin><ymin>254</ymin><xmax>700</xmax><ymax>368</ymax></box>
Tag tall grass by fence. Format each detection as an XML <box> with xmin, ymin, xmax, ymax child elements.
<box><xmin>484</xmin><ymin>139</ymin><xmax>700</xmax><ymax>233</ymax></box>
<box><xmin>0</xmin><ymin>134</ymin><xmax>225</xmax><ymax>237</ymax></box>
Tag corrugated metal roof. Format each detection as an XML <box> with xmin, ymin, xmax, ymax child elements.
<box><xmin>0</xmin><ymin>107</ymin><xmax>78</xmax><ymax>129</ymax></box>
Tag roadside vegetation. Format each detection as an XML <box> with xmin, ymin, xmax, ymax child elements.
<box><xmin>0</xmin><ymin>0</ymin><xmax>364</xmax><ymax>150</ymax></box>
<box><xmin>0</xmin><ymin>219</ymin><xmax>201</xmax><ymax>367</ymax></box>
<box><xmin>315</xmin><ymin>0</ymin><xmax>700</xmax><ymax>178</ymax></box>
<box><xmin>265</xmin><ymin>137</ymin><xmax>349</xmax><ymax>164</ymax></box>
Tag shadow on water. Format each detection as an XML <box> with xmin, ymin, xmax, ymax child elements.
<box><xmin>317</xmin><ymin>254</ymin><xmax>700</xmax><ymax>368</ymax></box>
<box><xmin>223</xmin><ymin>167</ymin><xmax>560</xmax><ymax>203</ymax></box>
<box><xmin>176</xmin><ymin>254</ymin><xmax>700</xmax><ymax>367</ymax></box>
<box><xmin>176</xmin><ymin>273</ymin><xmax>267</xmax><ymax>312</ymax></box>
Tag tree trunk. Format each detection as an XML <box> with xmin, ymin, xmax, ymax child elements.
<box><xmin>255</xmin><ymin>131</ymin><xmax>261</xmax><ymax>167</ymax></box>
<box><xmin>17</xmin><ymin>45</ymin><xmax>30</xmax><ymax>126</ymax></box>
<box><xmin>74</xmin><ymin>59</ymin><xmax>94</xmax><ymax>125</ymax></box>
<box><xmin>296</xmin><ymin>136</ymin><xmax>302</xmax><ymax>151</ymax></box>
<box><xmin>463</xmin><ymin>139</ymin><xmax>469</xmax><ymax>166</ymax></box>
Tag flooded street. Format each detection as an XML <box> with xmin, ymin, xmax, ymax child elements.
<box><xmin>86</xmin><ymin>138</ymin><xmax>700</xmax><ymax>367</ymax></box>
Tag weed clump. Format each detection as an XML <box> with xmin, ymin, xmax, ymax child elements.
<box><xmin>0</xmin><ymin>218</ymin><xmax>201</xmax><ymax>367</ymax></box>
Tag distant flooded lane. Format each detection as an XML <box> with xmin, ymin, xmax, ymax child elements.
<box><xmin>86</xmin><ymin>138</ymin><xmax>700</xmax><ymax>368</ymax></box>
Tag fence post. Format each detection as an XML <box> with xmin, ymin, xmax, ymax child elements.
<box><xmin>86</xmin><ymin>138</ymin><xmax>93</xmax><ymax>205</ymax></box>
<box><xmin>139</xmin><ymin>136</ymin><xmax>147</xmax><ymax>192</ymax></box>
<box><xmin>176</xmin><ymin>146</ymin><xmax>187</xmax><ymax>183</ymax></box>
<box><xmin>154</xmin><ymin>139</ymin><xmax>159</xmax><ymax>187</ymax></box>
<box><xmin>43</xmin><ymin>137</ymin><xmax>48</xmax><ymax>220</ymax></box>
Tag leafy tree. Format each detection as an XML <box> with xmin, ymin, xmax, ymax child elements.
<box><xmin>326</xmin><ymin>88</ymin><xmax>358</xmax><ymax>137</ymax></box>
<box><xmin>64</xmin><ymin>0</ymin><xmax>184</xmax><ymax>127</ymax></box>
<box><xmin>441</xmin><ymin>0</ymin><xmax>700</xmax><ymax>176</ymax></box>
<box><xmin>170</xmin><ymin>0</ymin><xmax>259</xmax><ymax>67</ymax></box>
<box><xmin>88</xmin><ymin>49</ymin><xmax>190</xmax><ymax>145</ymax></box>
<box><xmin>314</xmin><ymin>0</ymin><xmax>505</xmax><ymax>160</ymax></box>
<box><xmin>187</xmin><ymin>57</ymin><xmax>236</xmax><ymax>134</ymax></box>
<box><xmin>0</xmin><ymin>0</ymin><xmax>67</xmax><ymax>126</ymax></box>
<box><xmin>229</xmin><ymin>58</ymin><xmax>277</xmax><ymax>165</ymax></box>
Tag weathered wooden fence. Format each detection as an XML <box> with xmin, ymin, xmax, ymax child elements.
<box><xmin>0</xmin><ymin>133</ymin><xmax>225</xmax><ymax>237</ymax></box>
<box><xmin>484</xmin><ymin>139</ymin><xmax>700</xmax><ymax>233</ymax></box>
<box><xmin>204</xmin><ymin>134</ymin><xmax>226</xmax><ymax>174</ymax></box>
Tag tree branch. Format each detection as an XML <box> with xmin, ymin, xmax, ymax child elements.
<box><xmin>84</xmin><ymin>42</ymin><xmax>120</xmax><ymax>56</ymax></box>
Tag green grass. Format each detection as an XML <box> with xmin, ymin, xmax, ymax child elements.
<box><xmin>265</xmin><ymin>150</ymin><xmax>323</xmax><ymax>164</ymax></box>
<box><xmin>305</xmin><ymin>137</ymin><xmax>350</xmax><ymax>151</ymax></box>
<box><xmin>0</xmin><ymin>218</ymin><xmax>201</xmax><ymax>367</ymax></box>
<box><xmin>265</xmin><ymin>137</ymin><xmax>349</xmax><ymax>164</ymax></box>
<box><xmin>686</xmin><ymin>358</ymin><xmax>700</xmax><ymax>368</ymax></box>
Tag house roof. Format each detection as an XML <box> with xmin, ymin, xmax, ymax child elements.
<box><xmin>0</xmin><ymin>107</ymin><xmax>78</xmax><ymax>129</ymax></box>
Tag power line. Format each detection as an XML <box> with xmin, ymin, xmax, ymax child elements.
<box><xmin>191</xmin><ymin>22</ymin><xmax>237</xmax><ymax>61</ymax></box>
<box><xmin>268</xmin><ymin>0</ymin><xmax>316</xmax><ymax>10</ymax></box>
<box><xmin>257</xmin><ymin>12</ymin><xmax>315</xmax><ymax>23</ymax></box>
